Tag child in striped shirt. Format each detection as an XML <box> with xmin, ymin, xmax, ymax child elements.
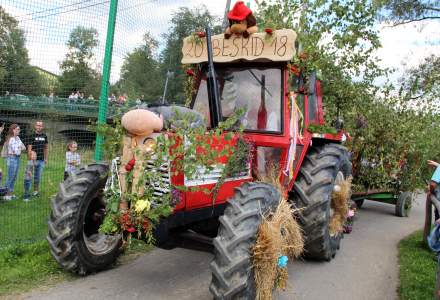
<box><xmin>65</xmin><ymin>141</ymin><xmax>80</xmax><ymax>180</ymax></box>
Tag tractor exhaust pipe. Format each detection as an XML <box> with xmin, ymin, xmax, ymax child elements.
<box><xmin>205</xmin><ymin>27</ymin><xmax>222</xmax><ymax>128</ymax></box>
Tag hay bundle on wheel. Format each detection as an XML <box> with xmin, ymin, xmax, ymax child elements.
<box><xmin>253</xmin><ymin>198</ymin><xmax>304</xmax><ymax>300</ymax></box>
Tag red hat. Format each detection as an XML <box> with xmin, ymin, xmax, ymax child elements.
<box><xmin>227</xmin><ymin>1</ymin><xmax>252</xmax><ymax>21</ymax></box>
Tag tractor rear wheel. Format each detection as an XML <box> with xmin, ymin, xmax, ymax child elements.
<box><xmin>290</xmin><ymin>144</ymin><xmax>351</xmax><ymax>261</ymax></box>
<box><xmin>355</xmin><ymin>199</ymin><xmax>364</xmax><ymax>208</ymax></box>
<box><xmin>209</xmin><ymin>182</ymin><xmax>280</xmax><ymax>300</ymax></box>
<box><xmin>47</xmin><ymin>163</ymin><xmax>122</xmax><ymax>275</ymax></box>
<box><xmin>395</xmin><ymin>191</ymin><xmax>412</xmax><ymax>217</ymax></box>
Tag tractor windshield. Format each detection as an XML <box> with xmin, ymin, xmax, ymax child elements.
<box><xmin>192</xmin><ymin>66</ymin><xmax>283</xmax><ymax>133</ymax></box>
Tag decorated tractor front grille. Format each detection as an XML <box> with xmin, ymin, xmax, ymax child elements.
<box><xmin>184</xmin><ymin>163</ymin><xmax>250</xmax><ymax>187</ymax></box>
<box><xmin>145</xmin><ymin>160</ymin><xmax>171</xmax><ymax>199</ymax></box>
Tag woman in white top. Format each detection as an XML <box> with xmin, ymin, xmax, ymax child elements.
<box><xmin>4</xmin><ymin>124</ymin><xmax>25</xmax><ymax>200</ymax></box>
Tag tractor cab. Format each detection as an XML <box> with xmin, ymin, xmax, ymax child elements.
<box><xmin>182</xmin><ymin>29</ymin><xmax>343</xmax><ymax>188</ymax></box>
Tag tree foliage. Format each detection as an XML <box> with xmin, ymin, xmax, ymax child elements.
<box><xmin>256</xmin><ymin>0</ymin><xmax>440</xmax><ymax>191</ymax></box>
<box><xmin>116</xmin><ymin>33</ymin><xmax>162</xmax><ymax>101</ymax></box>
<box><xmin>398</xmin><ymin>55</ymin><xmax>440</xmax><ymax>110</ymax></box>
<box><xmin>375</xmin><ymin>0</ymin><xmax>440</xmax><ymax>26</ymax></box>
<box><xmin>0</xmin><ymin>6</ymin><xmax>43</xmax><ymax>95</ymax></box>
<box><xmin>159</xmin><ymin>6</ymin><xmax>221</xmax><ymax>103</ymax></box>
<box><xmin>57</xmin><ymin>26</ymin><xmax>101</xmax><ymax>98</ymax></box>
<box><xmin>256</xmin><ymin>0</ymin><xmax>385</xmax><ymax>119</ymax></box>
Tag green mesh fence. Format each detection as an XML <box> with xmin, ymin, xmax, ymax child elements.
<box><xmin>0</xmin><ymin>0</ymin><xmax>227</xmax><ymax>246</ymax></box>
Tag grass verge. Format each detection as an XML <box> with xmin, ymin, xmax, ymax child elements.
<box><xmin>0</xmin><ymin>144</ymin><xmax>93</xmax><ymax>245</ymax></box>
<box><xmin>398</xmin><ymin>230</ymin><xmax>436</xmax><ymax>300</ymax></box>
<box><xmin>0</xmin><ymin>239</ymin><xmax>152</xmax><ymax>297</ymax></box>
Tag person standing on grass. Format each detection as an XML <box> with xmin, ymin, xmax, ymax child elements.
<box><xmin>65</xmin><ymin>140</ymin><xmax>80</xmax><ymax>180</ymax></box>
<box><xmin>0</xmin><ymin>123</ymin><xmax>4</xmax><ymax>184</ymax></box>
<box><xmin>4</xmin><ymin>124</ymin><xmax>26</xmax><ymax>201</ymax></box>
<box><xmin>25</xmin><ymin>120</ymin><xmax>48</xmax><ymax>197</ymax></box>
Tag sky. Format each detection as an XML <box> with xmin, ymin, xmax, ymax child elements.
<box><xmin>1</xmin><ymin>0</ymin><xmax>439</xmax><ymax>85</ymax></box>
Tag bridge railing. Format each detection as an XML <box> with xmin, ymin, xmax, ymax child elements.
<box><xmin>0</xmin><ymin>96</ymin><xmax>137</xmax><ymax>119</ymax></box>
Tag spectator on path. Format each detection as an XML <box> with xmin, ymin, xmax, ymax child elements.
<box><xmin>23</xmin><ymin>151</ymin><xmax>37</xmax><ymax>202</ymax></box>
<box><xmin>64</xmin><ymin>140</ymin><xmax>80</xmax><ymax>180</ymax></box>
<box><xmin>5</xmin><ymin>91</ymin><xmax>9</xmax><ymax>97</ymax></box>
<box><xmin>4</xmin><ymin>124</ymin><xmax>26</xmax><ymax>201</ymax></box>
<box><xmin>428</xmin><ymin>160</ymin><xmax>440</xmax><ymax>220</ymax></box>
<box><xmin>0</xmin><ymin>123</ymin><xmax>4</xmax><ymax>185</ymax></box>
<box><xmin>88</xmin><ymin>94</ymin><xmax>95</xmax><ymax>100</ymax></box>
<box><xmin>25</xmin><ymin>120</ymin><xmax>48</xmax><ymax>197</ymax></box>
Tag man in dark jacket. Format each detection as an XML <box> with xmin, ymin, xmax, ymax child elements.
<box><xmin>25</xmin><ymin>120</ymin><xmax>48</xmax><ymax>197</ymax></box>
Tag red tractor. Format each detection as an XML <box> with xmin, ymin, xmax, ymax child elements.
<box><xmin>47</xmin><ymin>29</ymin><xmax>351</xmax><ymax>299</ymax></box>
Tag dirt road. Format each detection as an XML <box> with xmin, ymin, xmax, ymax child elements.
<box><xmin>25</xmin><ymin>194</ymin><xmax>425</xmax><ymax>300</ymax></box>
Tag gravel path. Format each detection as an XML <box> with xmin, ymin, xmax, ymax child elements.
<box><xmin>24</xmin><ymin>194</ymin><xmax>426</xmax><ymax>300</ymax></box>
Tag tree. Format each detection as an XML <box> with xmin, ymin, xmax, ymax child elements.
<box><xmin>160</xmin><ymin>6</ymin><xmax>221</xmax><ymax>103</ymax></box>
<box><xmin>398</xmin><ymin>55</ymin><xmax>440</xmax><ymax>111</ymax></box>
<box><xmin>377</xmin><ymin>0</ymin><xmax>440</xmax><ymax>111</ymax></box>
<box><xmin>255</xmin><ymin>0</ymin><xmax>440</xmax><ymax>191</ymax></box>
<box><xmin>375</xmin><ymin>0</ymin><xmax>440</xmax><ymax>26</ymax></box>
<box><xmin>256</xmin><ymin>0</ymin><xmax>385</xmax><ymax>119</ymax></box>
<box><xmin>116</xmin><ymin>32</ymin><xmax>161</xmax><ymax>102</ymax></box>
<box><xmin>0</xmin><ymin>6</ymin><xmax>43</xmax><ymax>95</ymax></box>
<box><xmin>58</xmin><ymin>26</ymin><xmax>100</xmax><ymax>98</ymax></box>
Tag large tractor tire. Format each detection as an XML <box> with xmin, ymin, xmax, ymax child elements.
<box><xmin>209</xmin><ymin>182</ymin><xmax>280</xmax><ymax>300</ymax></box>
<box><xmin>395</xmin><ymin>191</ymin><xmax>412</xmax><ymax>217</ymax></box>
<box><xmin>47</xmin><ymin>163</ymin><xmax>122</xmax><ymax>275</ymax></box>
<box><xmin>354</xmin><ymin>199</ymin><xmax>364</xmax><ymax>208</ymax></box>
<box><xmin>290</xmin><ymin>144</ymin><xmax>351</xmax><ymax>261</ymax></box>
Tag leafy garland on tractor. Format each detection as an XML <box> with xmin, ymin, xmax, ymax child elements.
<box><xmin>97</xmin><ymin>108</ymin><xmax>250</xmax><ymax>245</ymax></box>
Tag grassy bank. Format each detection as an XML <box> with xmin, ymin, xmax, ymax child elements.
<box><xmin>398</xmin><ymin>230</ymin><xmax>436</xmax><ymax>300</ymax></box>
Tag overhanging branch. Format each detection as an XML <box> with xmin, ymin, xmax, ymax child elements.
<box><xmin>390</xmin><ymin>16</ymin><xmax>440</xmax><ymax>27</ymax></box>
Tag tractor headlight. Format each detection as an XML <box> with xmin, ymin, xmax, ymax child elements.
<box><xmin>143</xmin><ymin>138</ymin><xmax>157</xmax><ymax>154</ymax></box>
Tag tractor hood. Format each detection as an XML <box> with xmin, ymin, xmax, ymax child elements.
<box><xmin>181</xmin><ymin>29</ymin><xmax>297</xmax><ymax>64</ymax></box>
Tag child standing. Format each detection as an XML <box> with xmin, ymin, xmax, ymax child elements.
<box><xmin>65</xmin><ymin>141</ymin><xmax>80</xmax><ymax>180</ymax></box>
<box><xmin>23</xmin><ymin>151</ymin><xmax>37</xmax><ymax>202</ymax></box>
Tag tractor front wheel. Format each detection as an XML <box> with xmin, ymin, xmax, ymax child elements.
<box><xmin>209</xmin><ymin>182</ymin><xmax>280</xmax><ymax>300</ymax></box>
<box><xmin>47</xmin><ymin>163</ymin><xmax>122</xmax><ymax>275</ymax></box>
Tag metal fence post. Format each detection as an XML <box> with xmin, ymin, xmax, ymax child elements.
<box><xmin>95</xmin><ymin>0</ymin><xmax>118</xmax><ymax>161</ymax></box>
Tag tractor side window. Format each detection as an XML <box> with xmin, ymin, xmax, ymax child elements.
<box><xmin>289</xmin><ymin>75</ymin><xmax>305</xmax><ymax>135</ymax></box>
<box><xmin>192</xmin><ymin>67</ymin><xmax>283</xmax><ymax>133</ymax></box>
<box><xmin>193</xmin><ymin>80</ymin><xmax>210</xmax><ymax>126</ymax></box>
<box><xmin>307</xmin><ymin>72</ymin><xmax>318</xmax><ymax>124</ymax></box>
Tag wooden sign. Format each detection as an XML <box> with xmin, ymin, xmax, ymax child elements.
<box><xmin>181</xmin><ymin>29</ymin><xmax>297</xmax><ymax>64</ymax></box>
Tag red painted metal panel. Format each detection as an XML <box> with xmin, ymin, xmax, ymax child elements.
<box><xmin>184</xmin><ymin>178</ymin><xmax>253</xmax><ymax>210</ymax></box>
